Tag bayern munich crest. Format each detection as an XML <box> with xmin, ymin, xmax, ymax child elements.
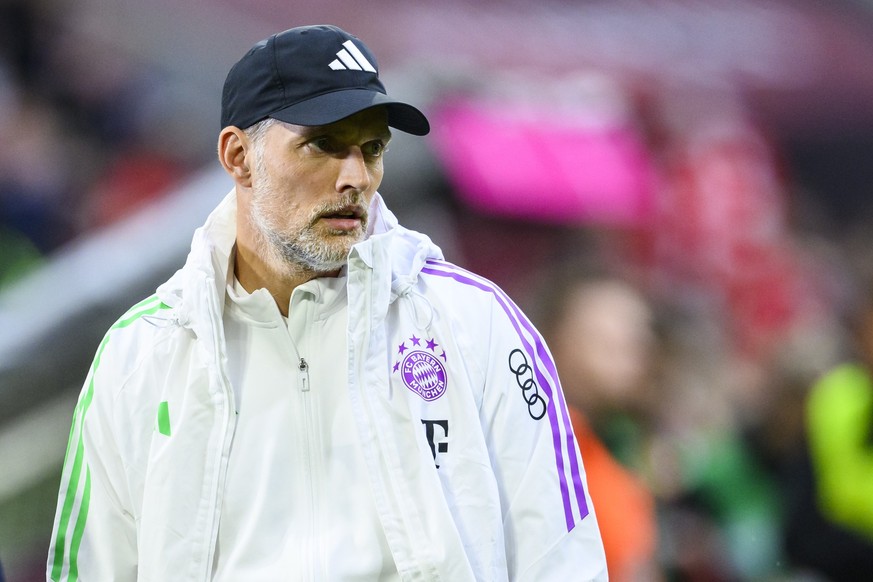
<box><xmin>392</xmin><ymin>335</ymin><xmax>448</xmax><ymax>401</ymax></box>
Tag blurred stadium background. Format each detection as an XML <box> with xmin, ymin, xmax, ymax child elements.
<box><xmin>2</xmin><ymin>0</ymin><xmax>873</xmax><ymax>580</ymax></box>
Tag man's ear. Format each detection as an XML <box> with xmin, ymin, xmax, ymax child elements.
<box><xmin>218</xmin><ymin>126</ymin><xmax>253</xmax><ymax>188</ymax></box>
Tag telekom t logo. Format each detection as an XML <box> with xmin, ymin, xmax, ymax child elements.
<box><xmin>420</xmin><ymin>419</ymin><xmax>449</xmax><ymax>468</ymax></box>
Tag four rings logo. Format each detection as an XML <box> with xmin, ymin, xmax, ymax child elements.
<box><xmin>508</xmin><ymin>349</ymin><xmax>547</xmax><ymax>420</ymax></box>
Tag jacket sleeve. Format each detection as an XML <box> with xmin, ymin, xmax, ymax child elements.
<box><xmin>47</xmin><ymin>333</ymin><xmax>138</xmax><ymax>581</ymax></box>
<box><xmin>479</xmin><ymin>291</ymin><xmax>607</xmax><ymax>581</ymax></box>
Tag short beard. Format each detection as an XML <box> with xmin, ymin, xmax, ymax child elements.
<box><xmin>248</xmin><ymin>159</ymin><xmax>368</xmax><ymax>275</ymax></box>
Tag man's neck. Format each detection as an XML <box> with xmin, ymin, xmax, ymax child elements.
<box><xmin>233</xmin><ymin>240</ymin><xmax>339</xmax><ymax>317</ymax></box>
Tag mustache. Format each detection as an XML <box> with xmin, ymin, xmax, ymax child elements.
<box><xmin>311</xmin><ymin>196</ymin><xmax>369</xmax><ymax>224</ymax></box>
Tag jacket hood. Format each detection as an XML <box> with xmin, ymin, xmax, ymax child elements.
<box><xmin>358</xmin><ymin>192</ymin><xmax>444</xmax><ymax>302</ymax></box>
<box><xmin>156</xmin><ymin>189</ymin><xmax>443</xmax><ymax>330</ymax></box>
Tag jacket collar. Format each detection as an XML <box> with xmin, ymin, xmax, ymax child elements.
<box><xmin>157</xmin><ymin>188</ymin><xmax>444</xmax><ymax>328</ymax></box>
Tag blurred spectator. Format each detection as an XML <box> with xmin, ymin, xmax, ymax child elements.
<box><xmin>534</xmin><ymin>261</ymin><xmax>797</xmax><ymax>580</ymax></box>
<box><xmin>0</xmin><ymin>1</ymin><xmax>204</xmax><ymax>258</ymax></box>
<box><xmin>0</xmin><ymin>2</ymin><xmax>79</xmax><ymax>252</ymax></box>
<box><xmin>38</xmin><ymin>26</ymin><xmax>193</xmax><ymax>231</ymax></box>
<box><xmin>786</xmin><ymin>279</ymin><xmax>873</xmax><ymax>580</ymax></box>
<box><xmin>537</xmin><ymin>268</ymin><xmax>661</xmax><ymax>582</ymax></box>
<box><xmin>0</xmin><ymin>96</ymin><xmax>81</xmax><ymax>252</ymax></box>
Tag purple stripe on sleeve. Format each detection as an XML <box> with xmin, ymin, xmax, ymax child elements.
<box><xmin>426</xmin><ymin>261</ymin><xmax>590</xmax><ymax>522</ymax></box>
<box><xmin>421</xmin><ymin>261</ymin><xmax>590</xmax><ymax>529</ymax></box>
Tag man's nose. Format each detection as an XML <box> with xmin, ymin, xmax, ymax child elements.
<box><xmin>336</xmin><ymin>148</ymin><xmax>371</xmax><ymax>193</ymax></box>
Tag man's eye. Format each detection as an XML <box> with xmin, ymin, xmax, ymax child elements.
<box><xmin>309</xmin><ymin>137</ymin><xmax>337</xmax><ymax>153</ymax></box>
<box><xmin>363</xmin><ymin>141</ymin><xmax>387</xmax><ymax>158</ymax></box>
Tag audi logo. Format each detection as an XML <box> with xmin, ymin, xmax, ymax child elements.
<box><xmin>508</xmin><ymin>349</ymin><xmax>547</xmax><ymax>420</ymax></box>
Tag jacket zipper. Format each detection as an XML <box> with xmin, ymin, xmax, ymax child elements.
<box><xmin>300</xmin><ymin>370</ymin><xmax>318</xmax><ymax>580</ymax></box>
<box><xmin>299</xmin><ymin>358</ymin><xmax>310</xmax><ymax>391</ymax></box>
<box><xmin>289</xmin><ymin>315</ymin><xmax>319</xmax><ymax>580</ymax></box>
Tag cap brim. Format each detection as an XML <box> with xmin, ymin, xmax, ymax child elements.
<box><xmin>268</xmin><ymin>89</ymin><xmax>430</xmax><ymax>136</ymax></box>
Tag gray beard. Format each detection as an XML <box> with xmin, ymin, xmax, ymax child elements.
<box><xmin>249</xmin><ymin>180</ymin><xmax>367</xmax><ymax>275</ymax></box>
<box><xmin>259</xmin><ymin>217</ymin><xmax>352</xmax><ymax>273</ymax></box>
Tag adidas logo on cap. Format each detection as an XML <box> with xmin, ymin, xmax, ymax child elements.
<box><xmin>328</xmin><ymin>40</ymin><xmax>377</xmax><ymax>72</ymax></box>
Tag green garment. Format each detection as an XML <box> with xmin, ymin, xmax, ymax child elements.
<box><xmin>807</xmin><ymin>363</ymin><xmax>873</xmax><ymax>540</ymax></box>
<box><xmin>0</xmin><ymin>228</ymin><xmax>43</xmax><ymax>290</ymax></box>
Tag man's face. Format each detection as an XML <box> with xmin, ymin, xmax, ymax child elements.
<box><xmin>246</xmin><ymin>107</ymin><xmax>391</xmax><ymax>273</ymax></box>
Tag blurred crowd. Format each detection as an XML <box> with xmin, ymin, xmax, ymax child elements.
<box><xmin>0</xmin><ymin>1</ymin><xmax>208</xmax><ymax>291</ymax></box>
<box><xmin>505</xmin><ymin>107</ymin><xmax>873</xmax><ymax>579</ymax></box>
<box><xmin>430</xmin><ymin>55</ymin><xmax>873</xmax><ymax>579</ymax></box>
<box><xmin>522</xmin><ymin>255</ymin><xmax>873</xmax><ymax>581</ymax></box>
<box><xmin>3</xmin><ymin>2</ymin><xmax>873</xmax><ymax>582</ymax></box>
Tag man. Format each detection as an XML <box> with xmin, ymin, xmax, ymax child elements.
<box><xmin>47</xmin><ymin>25</ymin><xmax>606</xmax><ymax>581</ymax></box>
<box><xmin>536</xmin><ymin>271</ymin><xmax>660</xmax><ymax>581</ymax></box>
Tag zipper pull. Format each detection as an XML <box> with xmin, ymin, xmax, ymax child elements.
<box><xmin>299</xmin><ymin>358</ymin><xmax>310</xmax><ymax>392</ymax></box>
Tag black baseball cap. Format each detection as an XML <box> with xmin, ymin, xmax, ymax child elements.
<box><xmin>221</xmin><ymin>25</ymin><xmax>430</xmax><ymax>135</ymax></box>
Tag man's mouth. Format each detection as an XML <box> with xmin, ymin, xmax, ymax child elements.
<box><xmin>318</xmin><ymin>205</ymin><xmax>366</xmax><ymax>230</ymax></box>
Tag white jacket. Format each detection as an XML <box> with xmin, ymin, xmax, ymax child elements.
<box><xmin>47</xmin><ymin>191</ymin><xmax>607</xmax><ymax>581</ymax></box>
